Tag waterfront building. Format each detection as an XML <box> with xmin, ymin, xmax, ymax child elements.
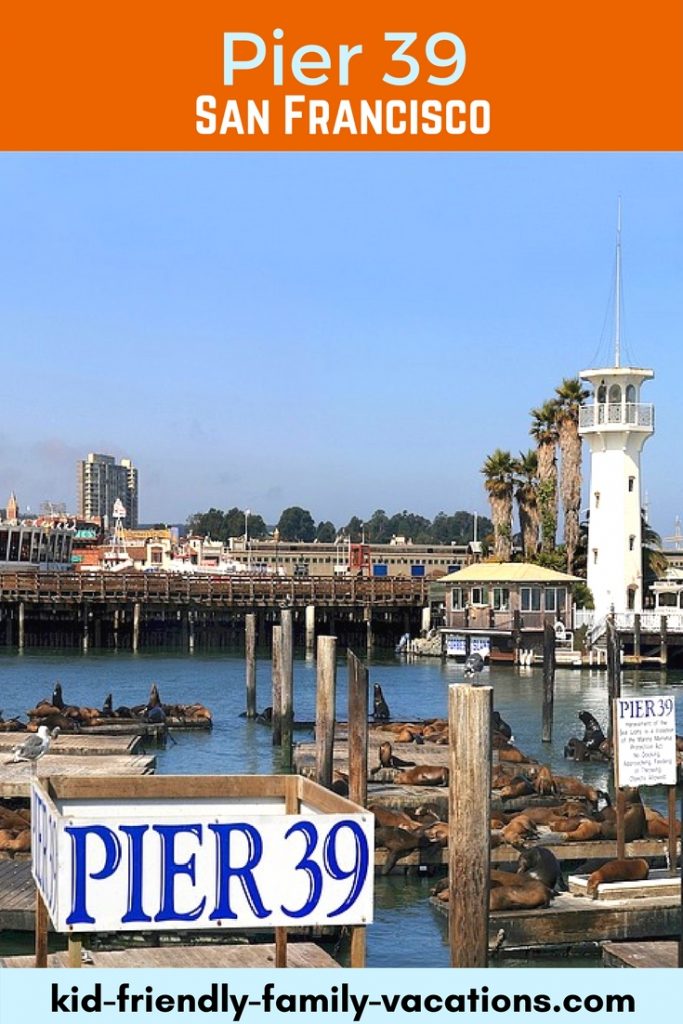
<box><xmin>0</xmin><ymin>518</ymin><xmax>75</xmax><ymax>571</ymax></box>
<box><xmin>77</xmin><ymin>453</ymin><xmax>139</xmax><ymax>528</ymax></box>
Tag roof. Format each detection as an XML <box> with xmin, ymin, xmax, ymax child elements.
<box><xmin>439</xmin><ymin>562</ymin><xmax>581</xmax><ymax>584</ymax></box>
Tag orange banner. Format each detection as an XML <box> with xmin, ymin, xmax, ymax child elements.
<box><xmin>0</xmin><ymin>1</ymin><xmax>681</xmax><ymax>150</ymax></box>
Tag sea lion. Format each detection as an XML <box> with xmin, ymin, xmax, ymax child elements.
<box><xmin>533</xmin><ymin>765</ymin><xmax>558</xmax><ymax>796</ymax></box>
<box><xmin>492</xmin><ymin>710</ymin><xmax>513</xmax><ymax>740</ymax></box>
<box><xmin>499</xmin><ymin>776</ymin><xmax>535</xmax><ymax>801</ymax></box>
<box><xmin>516</xmin><ymin>846</ymin><xmax>565</xmax><ymax>892</ymax></box>
<box><xmin>497</xmin><ymin>743</ymin><xmax>537</xmax><ymax>764</ymax></box>
<box><xmin>424</xmin><ymin>821</ymin><xmax>449</xmax><ymax>845</ymax></box>
<box><xmin>392</xmin><ymin>765</ymin><xmax>449</xmax><ymax>787</ymax></box>
<box><xmin>579</xmin><ymin>710</ymin><xmax>606</xmax><ymax>750</ymax></box>
<box><xmin>374</xmin><ymin>825</ymin><xmax>433</xmax><ymax>874</ymax></box>
<box><xmin>556</xmin><ymin>818</ymin><xmax>603</xmax><ymax>842</ymax></box>
<box><xmin>369</xmin><ymin>804</ymin><xmax>423</xmax><ymax>831</ymax></box>
<box><xmin>489</xmin><ymin>879</ymin><xmax>551</xmax><ymax>911</ymax></box>
<box><xmin>598</xmin><ymin>787</ymin><xmax>646</xmax><ymax>842</ymax></box>
<box><xmin>644</xmin><ymin>805</ymin><xmax>681</xmax><ymax>838</ymax></box>
<box><xmin>370</xmin><ymin>741</ymin><xmax>416</xmax><ymax>773</ymax></box>
<box><xmin>372</xmin><ymin>684</ymin><xmax>390</xmax><ymax>721</ymax></box>
<box><xmin>586</xmin><ymin>857</ymin><xmax>649</xmax><ymax>898</ymax></box>
<box><xmin>500</xmin><ymin>815</ymin><xmax>539</xmax><ymax>846</ymax></box>
<box><xmin>551</xmin><ymin>776</ymin><xmax>606</xmax><ymax>806</ymax></box>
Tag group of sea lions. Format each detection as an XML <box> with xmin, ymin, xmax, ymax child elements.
<box><xmin>1</xmin><ymin>682</ymin><xmax>212</xmax><ymax>733</ymax></box>
<box><xmin>0</xmin><ymin>802</ymin><xmax>31</xmax><ymax>854</ymax></box>
<box><xmin>565</xmin><ymin>710</ymin><xmax>683</xmax><ymax>776</ymax></box>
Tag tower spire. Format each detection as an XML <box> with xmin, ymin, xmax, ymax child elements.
<box><xmin>615</xmin><ymin>196</ymin><xmax>622</xmax><ymax>368</ymax></box>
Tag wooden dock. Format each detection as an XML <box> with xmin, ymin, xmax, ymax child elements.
<box><xmin>0</xmin><ymin>942</ymin><xmax>339</xmax><ymax>968</ymax></box>
<box><xmin>431</xmin><ymin>891</ymin><xmax>682</xmax><ymax>950</ymax></box>
<box><xmin>0</xmin><ymin>752</ymin><xmax>156</xmax><ymax>798</ymax></box>
<box><xmin>0</xmin><ymin>732</ymin><xmax>143</xmax><ymax>756</ymax></box>
<box><xmin>602</xmin><ymin>940</ymin><xmax>679</xmax><ymax>968</ymax></box>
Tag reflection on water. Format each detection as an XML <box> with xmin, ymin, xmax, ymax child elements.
<box><xmin>0</xmin><ymin>649</ymin><xmax>680</xmax><ymax>967</ymax></box>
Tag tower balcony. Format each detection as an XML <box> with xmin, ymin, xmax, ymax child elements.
<box><xmin>579</xmin><ymin>402</ymin><xmax>654</xmax><ymax>432</ymax></box>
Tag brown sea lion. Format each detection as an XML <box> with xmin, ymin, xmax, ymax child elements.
<box><xmin>516</xmin><ymin>846</ymin><xmax>565</xmax><ymax>891</ymax></box>
<box><xmin>599</xmin><ymin>787</ymin><xmax>646</xmax><ymax>841</ymax></box>
<box><xmin>374</xmin><ymin>825</ymin><xmax>433</xmax><ymax>874</ymax></box>
<box><xmin>372</xmin><ymin>684</ymin><xmax>390</xmax><ymax>721</ymax></box>
<box><xmin>586</xmin><ymin>857</ymin><xmax>649</xmax><ymax>898</ymax></box>
<box><xmin>369</xmin><ymin>804</ymin><xmax>423</xmax><ymax>831</ymax></box>
<box><xmin>497</xmin><ymin>744</ymin><xmax>537</xmax><ymax>764</ymax></box>
<box><xmin>371</xmin><ymin>741</ymin><xmax>416</xmax><ymax>773</ymax></box>
<box><xmin>556</xmin><ymin>818</ymin><xmax>603</xmax><ymax>842</ymax></box>
<box><xmin>551</xmin><ymin>776</ymin><xmax>606</xmax><ymax>806</ymax></box>
<box><xmin>424</xmin><ymin>822</ymin><xmax>449</xmax><ymax>845</ymax></box>
<box><xmin>490</xmin><ymin>880</ymin><xmax>551</xmax><ymax>911</ymax></box>
<box><xmin>500</xmin><ymin>815</ymin><xmax>539</xmax><ymax>846</ymax></box>
<box><xmin>533</xmin><ymin>765</ymin><xmax>558</xmax><ymax>796</ymax></box>
<box><xmin>644</xmin><ymin>805</ymin><xmax>681</xmax><ymax>838</ymax></box>
<box><xmin>499</xmin><ymin>776</ymin><xmax>535</xmax><ymax>800</ymax></box>
<box><xmin>393</xmin><ymin>765</ymin><xmax>449</xmax><ymax>787</ymax></box>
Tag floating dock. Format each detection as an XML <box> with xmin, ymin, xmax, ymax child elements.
<box><xmin>0</xmin><ymin>942</ymin><xmax>339</xmax><ymax>968</ymax></box>
<box><xmin>0</xmin><ymin>733</ymin><xmax>143</xmax><ymax>757</ymax></box>
<box><xmin>602</xmin><ymin>940</ymin><xmax>679</xmax><ymax>968</ymax></box>
<box><xmin>0</xmin><ymin>752</ymin><xmax>156</xmax><ymax>798</ymax></box>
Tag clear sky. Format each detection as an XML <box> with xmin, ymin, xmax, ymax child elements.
<box><xmin>0</xmin><ymin>153</ymin><xmax>680</xmax><ymax>536</ymax></box>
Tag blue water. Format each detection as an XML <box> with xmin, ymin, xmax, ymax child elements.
<box><xmin>1</xmin><ymin>650</ymin><xmax>680</xmax><ymax>966</ymax></box>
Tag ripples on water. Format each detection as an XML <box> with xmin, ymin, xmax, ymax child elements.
<box><xmin>0</xmin><ymin>650</ymin><xmax>680</xmax><ymax>967</ymax></box>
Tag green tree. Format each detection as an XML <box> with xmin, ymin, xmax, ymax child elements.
<box><xmin>481</xmin><ymin>449</ymin><xmax>515</xmax><ymax>560</ymax></box>
<box><xmin>513</xmin><ymin>449</ymin><xmax>540</xmax><ymax>559</ymax></box>
<box><xmin>343</xmin><ymin>516</ymin><xmax>365</xmax><ymax>542</ymax></box>
<box><xmin>315</xmin><ymin>520</ymin><xmax>337</xmax><ymax>543</ymax></box>
<box><xmin>366</xmin><ymin>509</ymin><xmax>392</xmax><ymax>543</ymax></box>
<box><xmin>555</xmin><ymin>377</ymin><xmax>590</xmax><ymax>573</ymax></box>
<box><xmin>530</xmin><ymin>399</ymin><xmax>560</xmax><ymax>554</ymax></box>
<box><xmin>278</xmin><ymin>506</ymin><xmax>316</xmax><ymax>542</ymax></box>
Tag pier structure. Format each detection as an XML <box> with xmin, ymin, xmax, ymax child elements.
<box><xmin>0</xmin><ymin>570</ymin><xmax>430</xmax><ymax>652</ymax></box>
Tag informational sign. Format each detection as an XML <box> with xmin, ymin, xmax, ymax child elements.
<box><xmin>31</xmin><ymin>785</ymin><xmax>373</xmax><ymax>933</ymax></box>
<box><xmin>613</xmin><ymin>695</ymin><xmax>677</xmax><ymax>788</ymax></box>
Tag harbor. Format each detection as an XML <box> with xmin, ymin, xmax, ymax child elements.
<box><xmin>0</xmin><ymin>647</ymin><xmax>680</xmax><ymax>967</ymax></box>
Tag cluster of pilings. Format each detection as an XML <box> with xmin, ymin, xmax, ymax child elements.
<box><xmin>0</xmin><ymin>601</ymin><xmax>427</xmax><ymax>653</ymax></box>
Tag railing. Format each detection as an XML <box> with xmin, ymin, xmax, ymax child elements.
<box><xmin>579</xmin><ymin>403</ymin><xmax>654</xmax><ymax>430</ymax></box>
<box><xmin>0</xmin><ymin>571</ymin><xmax>429</xmax><ymax>607</ymax></box>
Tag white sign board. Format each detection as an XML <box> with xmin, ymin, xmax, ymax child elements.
<box><xmin>31</xmin><ymin>786</ymin><xmax>373</xmax><ymax>933</ymax></box>
<box><xmin>613</xmin><ymin>695</ymin><xmax>677</xmax><ymax>788</ymax></box>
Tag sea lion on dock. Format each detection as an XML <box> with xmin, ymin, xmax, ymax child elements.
<box><xmin>490</xmin><ymin>879</ymin><xmax>551</xmax><ymax>911</ymax></box>
<box><xmin>492</xmin><ymin>711</ymin><xmax>513</xmax><ymax>740</ymax></box>
<box><xmin>598</xmin><ymin>787</ymin><xmax>646</xmax><ymax>841</ymax></box>
<box><xmin>374</xmin><ymin>825</ymin><xmax>433</xmax><ymax>874</ymax></box>
<box><xmin>369</xmin><ymin>805</ymin><xmax>423</xmax><ymax>831</ymax></box>
<box><xmin>516</xmin><ymin>847</ymin><xmax>565</xmax><ymax>892</ymax></box>
<box><xmin>586</xmin><ymin>857</ymin><xmax>649</xmax><ymax>898</ymax></box>
<box><xmin>556</xmin><ymin>818</ymin><xmax>603</xmax><ymax>842</ymax></box>
<box><xmin>551</xmin><ymin>776</ymin><xmax>607</xmax><ymax>806</ymax></box>
<box><xmin>371</xmin><ymin>741</ymin><xmax>416</xmax><ymax>772</ymax></box>
<box><xmin>392</xmin><ymin>765</ymin><xmax>449</xmax><ymax>787</ymax></box>
<box><xmin>644</xmin><ymin>805</ymin><xmax>681</xmax><ymax>838</ymax></box>
<box><xmin>532</xmin><ymin>765</ymin><xmax>558</xmax><ymax>796</ymax></box>
<box><xmin>372</xmin><ymin>684</ymin><xmax>390</xmax><ymax>721</ymax></box>
<box><xmin>498</xmin><ymin>776</ymin><xmax>535</xmax><ymax>801</ymax></box>
<box><xmin>500</xmin><ymin>815</ymin><xmax>539</xmax><ymax>846</ymax></box>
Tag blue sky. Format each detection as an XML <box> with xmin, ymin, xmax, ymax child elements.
<box><xmin>0</xmin><ymin>153</ymin><xmax>680</xmax><ymax>535</ymax></box>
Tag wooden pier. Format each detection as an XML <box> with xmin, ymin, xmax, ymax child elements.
<box><xmin>602</xmin><ymin>940</ymin><xmax>679</xmax><ymax>968</ymax></box>
<box><xmin>0</xmin><ymin>942</ymin><xmax>339</xmax><ymax>968</ymax></box>
<box><xmin>0</xmin><ymin>570</ymin><xmax>429</xmax><ymax>651</ymax></box>
<box><xmin>0</xmin><ymin>733</ymin><xmax>143</xmax><ymax>757</ymax></box>
<box><xmin>0</xmin><ymin>753</ymin><xmax>156</xmax><ymax>798</ymax></box>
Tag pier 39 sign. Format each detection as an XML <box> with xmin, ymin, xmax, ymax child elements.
<box><xmin>31</xmin><ymin>781</ymin><xmax>373</xmax><ymax>933</ymax></box>
<box><xmin>613</xmin><ymin>695</ymin><xmax>677</xmax><ymax>788</ymax></box>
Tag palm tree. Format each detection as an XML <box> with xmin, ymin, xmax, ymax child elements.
<box><xmin>530</xmin><ymin>400</ymin><xmax>559</xmax><ymax>554</ymax></box>
<box><xmin>481</xmin><ymin>449</ymin><xmax>515</xmax><ymax>560</ymax></box>
<box><xmin>642</xmin><ymin>513</ymin><xmax>668</xmax><ymax>592</ymax></box>
<box><xmin>555</xmin><ymin>377</ymin><xmax>590</xmax><ymax>573</ymax></box>
<box><xmin>513</xmin><ymin>449</ymin><xmax>540</xmax><ymax>559</ymax></box>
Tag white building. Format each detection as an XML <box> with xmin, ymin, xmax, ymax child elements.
<box><xmin>578</xmin><ymin>366</ymin><xmax>654</xmax><ymax>619</ymax></box>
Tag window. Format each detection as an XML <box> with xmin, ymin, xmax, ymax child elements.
<box><xmin>628</xmin><ymin>477</ymin><xmax>635</xmax><ymax>492</ymax></box>
<box><xmin>521</xmin><ymin>587</ymin><xmax>541</xmax><ymax>612</ymax></box>
<box><xmin>471</xmin><ymin>586</ymin><xmax>488</xmax><ymax>606</ymax></box>
<box><xmin>593</xmin><ymin>548</ymin><xmax>598</xmax><ymax>564</ymax></box>
<box><xmin>627</xmin><ymin>587</ymin><xmax>636</xmax><ymax>610</ymax></box>
<box><xmin>594</xmin><ymin>491</ymin><xmax>600</xmax><ymax>508</ymax></box>
<box><xmin>451</xmin><ymin>588</ymin><xmax>464</xmax><ymax>610</ymax></box>
<box><xmin>545</xmin><ymin>588</ymin><xmax>566</xmax><ymax>613</ymax></box>
<box><xmin>629</xmin><ymin>535</ymin><xmax>635</xmax><ymax>551</ymax></box>
<box><xmin>492</xmin><ymin>587</ymin><xmax>510</xmax><ymax>611</ymax></box>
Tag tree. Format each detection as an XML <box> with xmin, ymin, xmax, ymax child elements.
<box><xmin>186</xmin><ymin>507</ymin><xmax>266</xmax><ymax>543</ymax></box>
<box><xmin>530</xmin><ymin>399</ymin><xmax>560</xmax><ymax>554</ymax></box>
<box><xmin>277</xmin><ymin>506</ymin><xmax>316</xmax><ymax>542</ymax></box>
<box><xmin>315</xmin><ymin>520</ymin><xmax>337</xmax><ymax>543</ymax></box>
<box><xmin>366</xmin><ymin>509</ymin><xmax>392</xmax><ymax>544</ymax></box>
<box><xmin>642</xmin><ymin>513</ymin><xmax>668</xmax><ymax>591</ymax></box>
<box><xmin>555</xmin><ymin>377</ymin><xmax>589</xmax><ymax>573</ymax></box>
<box><xmin>513</xmin><ymin>449</ymin><xmax>540</xmax><ymax>559</ymax></box>
<box><xmin>386</xmin><ymin>510</ymin><xmax>432</xmax><ymax>543</ymax></box>
<box><xmin>481</xmin><ymin>449</ymin><xmax>515</xmax><ymax>560</ymax></box>
<box><xmin>343</xmin><ymin>516</ymin><xmax>365</xmax><ymax>542</ymax></box>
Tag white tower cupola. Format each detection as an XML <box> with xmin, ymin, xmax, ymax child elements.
<box><xmin>578</xmin><ymin>206</ymin><xmax>654</xmax><ymax>620</ymax></box>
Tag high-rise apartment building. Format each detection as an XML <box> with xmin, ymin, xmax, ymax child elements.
<box><xmin>77</xmin><ymin>453</ymin><xmax>139</xmax><ymax>528</ymax></box>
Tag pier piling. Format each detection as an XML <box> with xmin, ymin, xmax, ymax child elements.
<box><xmin>449</xmin><ymin>683</ymin><xmax>492</xmax><ymax>968</ymax></box>
<box><xmin>305</xmin><ymin>604</ymin><xmax>316</xmax><ymax>653</ymax></box>
<box><xmin>271</xmin><ymin>625</ymin><xmax>282</xmax><ymax>747</ymax></box>
<box><xmin>132</xmin><ymin>602</ymin><xmax>141</xmax><ymax>653</ymax></box>
<box><xmin>347</xmin><ymin>650</ymin><xmax>368</xmax><ymax>808</ymax></box>
<box><xmin>315</xmin><ymin>635</ymin><xmax>337</xmax><ymax>788</ymax></box>
<box><xmin>281</xmin><ymin>609</ymin><xmax>293</xmax><ymax>770</ymax></box>
<box><xmin>542</xmin><ymin>620</ymin><xmax>556</xmax><ymax>742</ymax></box>
<box><xmin>245</xmin><ymin>612</ymin><xmax>257</xmax><ymax>719</ymax></box>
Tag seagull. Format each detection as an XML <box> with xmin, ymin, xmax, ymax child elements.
<box><xmin>5</xmin><ymin>725</ymin><xmax>60</xmax><ymax>770</ymax></box>
<box><xmin>463</xmin><ymin>652</ymin><xmax>486</xmax><ymax>679</ymax></box>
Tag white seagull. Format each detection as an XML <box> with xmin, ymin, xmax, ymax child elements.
<box><xmin>5</xmin><ymin>725</ymin><xmax>60</xmax><ymax>770</ymax></box>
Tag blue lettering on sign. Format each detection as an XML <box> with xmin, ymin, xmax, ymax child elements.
<box><xmin>60</xmin><ymin>817</ymin><xmax>369</xmax><ymax>927</ymax></box>
<box><xmin>65</xmin><ymin>825</ymin><xmax>122</xmax><ymax>925</ymax></box>
<box><xmin>154</xmin><ymin>824</ymin><xmax>205</xmax><ymax>922</ymax></box>
<box><xmin>208</xmin><ymin>823</ymin><xmax>271</xmax><ymax>920</ymax></box>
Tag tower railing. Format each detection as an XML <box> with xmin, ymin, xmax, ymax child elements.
<box><xmin>579</xmin><ymin>403</ymin><xmax>654</xmax><ymax>429</ymax></box>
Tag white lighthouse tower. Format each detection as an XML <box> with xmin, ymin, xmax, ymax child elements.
<box><xmin>578</xmin><ymin>209</ymin><xmax>654</xmax><ymax>620</ymax></box>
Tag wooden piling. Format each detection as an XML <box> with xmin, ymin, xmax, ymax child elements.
<box><xmin>113</xmin><ymin>608</ymin><xmax>120</xmax><ymax>650</ymax></box>
<box><xmin>132</xmin><ymin>602</ymin><xmax>141</xmax><ymax>653</ymax></box>
<box><xmin>271</xmin><ymin>625</ymin><xmax>282</xmax><ymax>747</ymax></box>
<box><xmin>305</xmin><ymin>604</ymin><xmax>316</xmax><ymax>653</ymax></box>
<box><xmin>633</xmin><ymin>612</ymin><xmax>641</xmax><ymax>663</ymax></box>
<box><xmin>347</xmin><ymin>650</ymin><xmax>368</xmax><ymax>808</ymax></box>
<box><xmin>35</xmin><ymin>890</ymin><xmax>48</xmax><ymax>968</ymax></box>
<box><xmin>667</xmin><ymin>786</ymin><xmax>677</xmax><ymax>878</ymax></box>
<box><xmin>315</xmin><ymin>636</ymin><xmax>337</xmax><ymax>788</ymax></box>
<box><xmin>281</xmin><ymin>609</ymin><xmax>294</xmax><ymax>770</ymax></box>
<box><xmin>82</xmin><ymin>602</ymin><xmax>89</xmax><ymax>653</ymax></box>
<box><xmin>541</xmin><ymin>620</ymin><xmax>555</xmax><ymax>743</ymax></box>
<box><xmin>188</xmin><ymin>611</ymin><xmax>195</xmax><ymax>653</ymax></box>
<box><xmin>449</xmin><ymin>684</ymin><xmax>492</xmax><ymax>968</ymax></box>
<box><xmin>660</xmin><ymin>615</ymin><xmax>668</xmax><ymax>667</ymax></box>
<box><xmin>616</xmin><ymin>787</ymin><xmax>626</xmax><ymax>861</ymax></box>
<box><xmin>606</xmin><ymin>616</ymin><xmax>621</xmax><ymax>741</ymax></box>
<box><xmin>245</xmin><ymin>612</ymin><xmax>257</xmax><ymax>719</ymax></box>
<box><xmin>18</xmin><ymin>601</ymin><xmax>25</xmax><ymax>650</ymax></box>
